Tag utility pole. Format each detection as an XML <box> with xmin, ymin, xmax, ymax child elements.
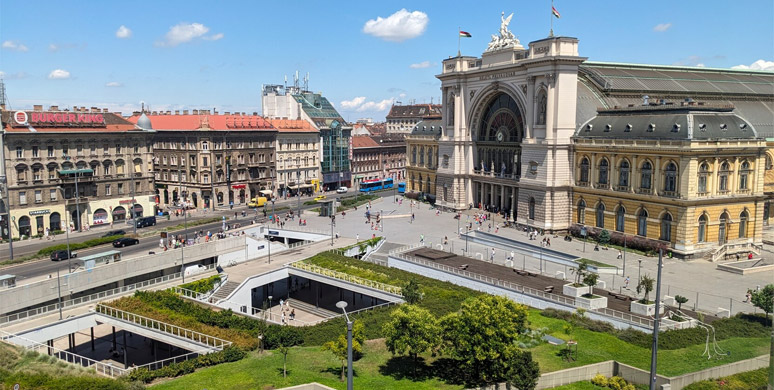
<box><xmin>0</xmin><ymin>119</ymin><xmax>13</xmax><ymax>260</ymax></box>
<box><xmin>130</xmin><ymin>166</ymin><xmax>137</xmax><ymax>235</ymax></box>
<box><xmin>649</xmin><ymin>249</ymin><xmax>664</xmax><ymax>390</ymax></box>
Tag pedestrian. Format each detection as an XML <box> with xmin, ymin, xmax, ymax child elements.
<box><xmin>290</xmin><ymin>309</ymin><xmax>295</xmax><ymax>321</ymax></box>
<box><xmin>617</xmin><ymin>250</ymin><xmax>622</xmax><ymax>259</ymax></box>
<box><xmin>356</xmin><ymin>234</ymin><xmax>360</xmax><ymax>242</ymax></box>
<box><xmin>490</xmin><ymin>248</ymin><xmax>495</xmax><ymax>262</ymax></box>
<box><xmin>546</xmin><ymin>238</ymin><xmax>551</xmax><ymax>247</ymax></box>
<box><xmin>443</xmin><ymin>236</ymin><xmax>448</xmax><ymax>246</ymax></box>
<box><xmin>624</xmin><ymin>276</ymin><xmax>630</xmax><ymax>289</ymax></box>
<box><xmin>748</xmin><ymin>252</ymin><xmax>753</xmax><ymax>260</ymax></box>
<box><xmin>420</xmin><ymin>234</ymin><xmax>424</xmax><ymax>244</ymax></box>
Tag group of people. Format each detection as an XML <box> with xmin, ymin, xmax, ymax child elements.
<box><xmin>277</xmin><ymin>299</ymin><xmax>296</xmax><ymax>325</ymax></box>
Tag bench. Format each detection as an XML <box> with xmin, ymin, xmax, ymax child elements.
<box><xmin>544</xmin><ymin>286</ymin><xmax>554</xmax><ymax>293</ymax></box>
<box><xmin>514</xmin><ymin>269</ymin><xmax>528</xmax><ymax>276</ymax></box>
<box><xmin>609</xmin><ymin>292</ymin><xmax>631</xmax><ymax>301</ymax></box>
<box><xmin>458</xmin><ymin>264</ymin><xmax>469</xmax><ymax>270</ymax></box>
<box><xmin>526</xmin><ymin>271</ymin><xmax>538</xmax><ymax>277</ymax></box>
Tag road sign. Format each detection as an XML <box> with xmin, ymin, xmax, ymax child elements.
<box><xmin>580</xmin><ymin>227</ymin><xmax>587</xmax><ymax>237</ymax></box>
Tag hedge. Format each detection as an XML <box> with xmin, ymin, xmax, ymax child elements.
<box><xmin>37</xmin><ymin>235</ymin><xmax>124</xmax><ymax>256</ymax></box>
<box><xmin>568</xmin><ymin>225</ymin><xmax>668</xmax><ymax>255</ymax></box>
<box><xmin>0</xmin><ymin>368</ymin><xmax>143</xmax><ymax>390</ymax></box>
<box><xmin>126</xmin><ymin>346</ymin><xmax>246</xmax><ymax>383</ymax></box>
<box><xmin>541</xmin><ymin>308</ymin><xmax>770</xmax><ymax>350</ymax></box>
<box><xmin>178</xmin><ymin>275</ymin><xmax>221</xmax><ymax>294</ymax></box>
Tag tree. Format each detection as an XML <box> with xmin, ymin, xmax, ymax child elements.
<box><xmin>598</xmin><ymin>229</ymin><xmax>611</xmax><ymax>245</ymax></box>
<box><xmin>674</xmin><ymin>295</ymin><xmax>689</xmax><ymax>311</ymax></box>
<box><xmin>502</xmin><ymin>346</ymin><xmax>540</xmax><ymax>390</ymax></box>
<box><xmin>440</xmin><ymin>295</ymin><xmax>530</xmax><ymax>386</ymax></box>
<box><xmin>270</xmin><ymin>326</ymin><xmax>302</xmax><ymax>378</ymax></box>
<box><xmin>582</xmin><ymin>271</ymin><xmax>599</xmax><ymax>296</ymax></box>
<box><xmin>323</xmin><ymin>320</ymin><xmax>365</xmax><ymax>381</ymax></box>
<box><xmin>382</xmin><ymin>305</ymin><xmax>440</xmax><ymax>367</ymax></box>
<box><xmin>401</xmin><ymin>280</ymin><xmax>422</xmax><ymax>304</ymax></box>
<box><xmin>636</xmin><ymin>274</ymin><xmax>655</xmax><ymax>303</ymax></box>
<box><xmin>571</xmin><ymin>260</ymin><xmax>589</xmax><ymax>286</ymax></box>
<box><xmin>751</xmin><ymin>284</ymin><xmax>774</xmax><ymax>321</ymax></box>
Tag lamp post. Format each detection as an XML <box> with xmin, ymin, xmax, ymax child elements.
<box><xmin>130</xmin><ymin>168</ymin><xmax>137</xmax><ymax>235</ymax></box>
<box><xmin>268</xmin><ymin>295</ymin><xmax>273</xmax><ymax>320</ymax></box>
<box><xmin>623</xmin><ymin>233</ymin><xmax>627</xmax><ymax>277</ymax></box>
<box><xmin>267</xmin><ymin>227</ymin><xmax>272</xmax><ymax>264</ymax></box>
<box><xmin>330</xmin><ymin>215</ymin><xmax>334</xmax><ymax>246</ymax></box>
<box><xmin>336</xmin><ymin>301</ymin><xmax>354</xmax><ymax>390</ymax></box>
<box><xmin>178</xmin><ymin>166</ymin><xmax>187</xmax><ymax>283</ymax></box>
<box><xmin>637</xmin><ymin>259</ymin><xmax>642</xmax><ymax>283</ymax></box>
<box><xmin>63</xmin><ymin>155</ymin><xmax>82</xmax><ymax>232</ymax></box>
<box><xmin>57</xmin><ymin>187</ymin><xmax>73</xmax><ymax>274</ymax></box>
<box><xmin>649</xmin><ymin>249</ymin><xmax>664</xmax><ymax>390</ymax></box>
<box><xmin>296</xmin><ymin>165</ymin><xmax>301</xmax><ymax>220</ymax></box>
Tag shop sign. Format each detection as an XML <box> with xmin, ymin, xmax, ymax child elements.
<box><xmin>29</xmin><ymin>112</ymin><xmax>105</xmax><ymax>124</ymax></box>
<box><xmin>14</xmin><ymin>111</ymin><xmax>28</xmax><ymax>125</ymax></box>
<box><xmin>119</xmin><ymin>199</ymin><xmax>137</xmax><ymax>204</ymax></box>
<box><xmin>232</xmin><ymin>184</ymin><xmax>246</xmax><ymax>190</ymax></box>
<box><xmin>29</xmin><ymin>209</ymin><xmax>50</xmax><ymax>216</ymax></box>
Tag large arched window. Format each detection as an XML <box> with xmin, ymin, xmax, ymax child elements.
<box><xmin>739</xmin><ymin>161</ymin><xmax>750</xmax><ymax>190</ymax></box>
<box><xmin>618</xmin><ymin>160</ymin><xmax>630</xmax><ymax>189</ymax></box>
<box><xmin>697</xmin><ymin>214</ymin><xmax>707</xmax><ymax>243</ymax></box>
<box><xmin>596</xmin><ymin>203</ymin><xmax>605</xmax><ymax>228</ymax></box>
<box><xmin>598</xmin><ymin>159</ymin><xmax>609</xmax><ymax>186</ymax></box>
<box><xmin>579</xmin><ymin>157</ymin><xmax>590</xmax><ymax>184</ymax></box>
<box><xmin>637</xmin><ymin>209</ymin><xmax>648</xmax><ymax>236</ymax></box>
<box><xmin>419</xmin><ymin>147</ymin><xmax>425</xmax><ymax>165</ymax></box>
<box><xmin>719</xmin><ymin>162</ymin><xmax>730</xmax><ymax>191</ymax></box>
<box><xmin>766</xmin><ymin>155</ymin><xmax>773</xmax><ymax>170</ymax></box>
<box><xmin>615</xmin><ymin>206</ymin><xmax>626</xmax><ymax>232</ymax></box>
<box><xmin>664</xmin><ymin>162</ymin><xmax>677</xmax><ymax>193</ymax></box>
<box><xmin>698</xmin><ymin>162</ymin><xmax>709</xmax><ymax>193</ymax></box>
<box><xmin>529</xmin><ymin>197</ymin><xmax>536</xmax><ymax>220</ymax></box>
<box><xmin>577</xmin><ymin>199</ymin><xmax>586</xmax><ymax>224</ymax></box>
<box><xmin>479</xmin><ymin>93</ymin><xmax>523</xmax><ymax>142</ymax></box>
<box><xmin>739</xmin><ymin>210</ymin><xmax>748</xmax><ymax>238</ymax></box>
<box><xmin>718</xmin><ymin>212</ymin><xmax>729</xmax><ymax>244</ymax></box>
<box><xmin>427</xmin><ymin>148</ymin><xmax>433</xmax><ymax>168</ymax></box>
<box><xmin>660</xmin><ymin>213</ymin><xmax>672</xmax><ymax>241</ymax></box>
<box><xmin>640</xmin><ymin>161</ymin><xmax>652</xmax><ymax>191</ymax></box>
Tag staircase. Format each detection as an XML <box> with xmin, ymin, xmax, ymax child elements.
<box><xmin>286</xmin><ymin>298</ymin><xmax>339</xmax><ymax>318</ymax></box>
<box><xmin>211</xmin><ymin>281</ymin><xmax>241</xmax><ymax>302</ymax></box>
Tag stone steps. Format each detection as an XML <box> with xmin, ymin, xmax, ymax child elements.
<box><xmin>211</xmin><ymin>280</ymin><xmax>240</xmax><ymax>302</ymax></box>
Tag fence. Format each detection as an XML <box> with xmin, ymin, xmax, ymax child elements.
<box><xmin>290</xmin><ymin>262</ymin><xmax>403</xmax><ymax>295</ymax></box>
<box><xmin>0</xmin><ymin>328</ymin><xmax>128</xmax><ymax>378</ymax></box>
<box><xmin>0</xmin><ymin>263</ymin><xmax>218</xmax><ymax>326</ymax></box>
<box><xmin>94</xmin><ymin>304</ymin><xmax>231</xmax><ymax>351</ymax></box>
<box><xmin>133</xmin><ymin>349</ymin><xmax>209</xmax><ymax>372</ymax></box>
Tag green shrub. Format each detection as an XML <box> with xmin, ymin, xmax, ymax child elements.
<box><xmin>178</xmin><ymin>275</ymin><xmax>221</xmax><ymax>294</ymax></box>
<box><xmin>37</xmin><ymin>235</ymin><xmax>123</xmax><ymax>256</ymax></box>
<box><xmin>591</xmin><ymin>373</ymin><xmax>608</xmax><ymax>387</ymax></box>
<box><xmin>126</xmin><ymin>346</ymin><xmax>247</xmax><ymax>383</ymax></box>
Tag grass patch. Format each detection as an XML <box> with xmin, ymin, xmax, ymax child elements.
<box><xmin>548</xmin><ymin>381</ymin><xmax>647</xmax><ymax>390</ymax></box>
<box><xmin>37</xmin><ymin>235</ymin><xmax>124</xmax><ymax>256</ymax></box>
<box><xmin>576</xmin><ymin>258</ymin><xmax>615</xmax><ymax>268</ymax></box>
<box><xmin>683</xmin><ymin>367</ymin><xmax>768</xmax><ymax>390</ymax></box>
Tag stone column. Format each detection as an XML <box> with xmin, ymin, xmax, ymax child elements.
<box><xmin>525</xmin><ymin>76</ymin><xmax>535</xmax><ymax>139</ymax></box>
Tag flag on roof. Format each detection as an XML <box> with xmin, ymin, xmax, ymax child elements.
<box><xmin>459</xmin><ymin>30</ymin><xmax>472</xmax><ymax>38</ymax></box>
<box><xmin>552</xmin><ymin>6</ymin><xmax>561</xmax><ymax>18</ymax></box>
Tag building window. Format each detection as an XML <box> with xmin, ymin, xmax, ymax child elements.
<box><xmin>637</xmin><ymin>209</ymin><xmax>648</xmax><ymax>236</ymax></box>
<box><xmin>35</xmin><ymin>190</ymin><xmax>42</xmax><ymax>203</ymax></box>
<box><xmin>579</xmin><ymin>157</ymin><xmax>589</xmax><ymax>183</ymax></box>
<box><xmin>598</xmin><ymin>158</ymin><xmax>609</xmax><ymax>186</ymax></box>
<box><xmin>50</xmin><ymin>189</ymin><xmax>57</xmax><ymax>200</ymax></box>
<box><xmin>117</xmin><ymin>183</ymin><xmax>124</xmax><ymax>194</ymax></box>
<box><xmin>664</xmin><ymin>162</ymin><xmax>677</xmax><ymax>193</ymax></box>
<box><xmin>16</xmin><ymin>146</ymin><xmax>22</xmax><ymax>158</ymax></box>
<box><xmin>698</xmin><ymin>162</ymin><xmax>709</xmax><ymax>193</ymax></box>
<box><xmin>739</xmin><ymin>210</ymin><xmax>748</xmax><ymax>238</ymax></box>
<box><xmin>640</xmin><ymin>161</ymin><xmax>652</xmax><ymax>190</ymax></box>
<box><xmin>528</xmin><ymin>197</ymin><xmax>536</xmax><ymax>220</ymax></box>
<box><xmin>577</xmin><ymin>200</ymin><xmax>586</xmax><ymax>224</ymax></box>
<box><xmin>17</xmin><ymin>168</ymin><xmax>26</xmax><ymax>181</ymax></box>
<box><xmin>134</xmin><ymin>145</ymin><xmax>139</xmax><ymax>154</ymax></box>
<box><xmin>19</xmin><ymin>191</ymin><xmax>26</xmax><ymax>205</ymax></box>
<box><xmin>615</xmin><ymin>206</ymin><xmax>625</xmax><ymax>232</ymax></box>
<box><xmin>766</xmin><ymin>155</ymin><xmax>773</xmax><ymax>170</ymax></box>
<box><xmin>697</xmin><ymin>214</ymin><xmax>707</xmax><ymax>242</ymax></box>
<box><xmin>32</xmin><ymin>146</ymin><xmax>39</xmax><ymax>158</ymax></box>
<box><xmin>103</xmin><ymin>144</ymin><xmax>109</xmax><ymax>154</ymax></box>
<box><xmin>33</xmin><ymin>167</ymin><xmax>41</xmax><ymax>181</ymax></box>
<box><xmin>718</xmin><ymin>212</ymin><xmax>729</xmax><ymax>244</ymax></box>
<box><xmin>90</xmin><ymin>145</ymin><xmax>96</xmax><ymax>155</ymax></box>
<box><xmin>427</xmin><ymin>149</ymin><xmax>433</xmax><ymax>168</ymax></box>
<box><xmin>48</xmin><ymin>167</ymin><xmax>56</xmax><ymax>179</ymax></box>
<box><xmin>411</xmin><ymin>147</ymin><xmax>416</xmax><ymax>165</ymax></box>
<box><xmin>619</xmin><ymin>160</ymin><xmax>630</xmax><ymax>188</ymax></box>
<box><xmin>419</xmin><ymin>147</ymin><xmax>425</xmax><ymax>165</ymax></box>
<box><xmin>105</xmin><ymin>184</ymin><xmax>111</xmax><ymax>195</ymax></box>
<box><xmin>660</xmin><ymin>213</ymin><xmax>672</xmax><ymax>241</ymax></box>
<box><xmin>739</xmin><ymin>161</ymin><xmax>750</xmax><ymax>190</ymax></box>
<box><xmin>48</xmin><ymin>146</ymin><xmax>55</xmax><ymax>157</ymax></box>
<box><xmin>718</xmin><ymin>162</ymin><xmax>730</xmax><ymax>191</ymax></box>
<box><xmin>595</xmin><ymin>203</ymin><xmax>605</xmax><ymax>228</ymax></box>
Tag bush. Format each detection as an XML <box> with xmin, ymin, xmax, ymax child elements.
<box><xmin>126</xmin><ymin>346</ymin><xmax>247</xmax><ymax>383</ymax></box>
<box><xmin>568</xmin><ymin>224</ymin><xmax>668</xmax><ymax>254</ymax></box>
<box><xmin>591</xmin><ymin>373</ymin><xmax>608</xmax><ymax>387</ymax></box>
<box><xmin>37</xmin><ymin>235</ymin><xmax>123</xmax><ymax>256</ymax></box>
<box><xmin>178</xmin><ymin>275</ymin><xmax>221</xmax><ymax>294</ymax></box>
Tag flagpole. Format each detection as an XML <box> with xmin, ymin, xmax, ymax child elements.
<box><xmin>550</xmin><ymin>0</ymin><xmax>554</xmax><ymax>37</ymax></box>
<box><xmin>457</xmin><ymin>27</ymin><xmax>461</xmax><ymax>56</ymax></box>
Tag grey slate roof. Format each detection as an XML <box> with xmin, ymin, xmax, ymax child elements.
<box><xmin>410</xmin><ymin>119</ymin><xmax>443</xmax><ymax>136</ymax></box>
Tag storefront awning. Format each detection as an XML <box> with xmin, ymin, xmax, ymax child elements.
<box><xmin>259</xmin><ymin>190</ymin><xmax>273</xmax><ymax>196</ymax></box>
<box><xmin>58</xmin><ymin>169</ymin><xmax>94</xmax><ymax>175</ymax></box>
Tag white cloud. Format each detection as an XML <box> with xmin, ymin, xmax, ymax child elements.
<box><xmin>49</xmin><ymin>44</ymin><xmax>58</xmax><ymax>51</ymax></box>
<box><xmin>653</xmin><ymin>23</ymin><xmax>672</xmax><ymax>32</ymax></box>
<box><xmin>409</xmin><ymin>61</ymin><xmax>433</xmax><ymax>69</ymax></box>
<box><xmin>731</xmin><ymin>59</ymin><xmax>774</xmax><ymax>71</ymax></box>
<box><xmin>105</xmin><ymin>81</ymin><xmax>123</xmax><ymax>87</ymax></box>
<box><xmin>0</xmin><ymin>70</ymin><xmax>28</xmax><ymax>80</ymax></box>
<box><xmin>156</xmin><ymin>22</ymin><xmax>222</xmax><ymax>47</ymax></box>
<box><xmin>340</xmin><ymin>97</ymin><xmax>366</xmax><ymax>110</ymax></box>
<box><xmin>357</xmin><ymin>98</ymin><xmax>394</xmax><ymax>112</ymax></box>
<box><xmin>399</xmin><ymin>93</ymin><xmax>406</xmax><ymax>98</ymax></box>
<box><xmin>2</xmin><ymin>40</ymin><xmax>29</xmax><ymax>52</ymax></box>
<box><xmin>116</xmin><ymin>25</ymin><xmax>132</xmax><ymax>39</ymax></box>
<box><xmin>363</xmin><ymin>9</ymin><xmax>428</xmax><ymax>42</ymax></box>
<box><xmin>48</xmin><ymin>69</ymin><xmax>71</xmax><ymax>79</ymax></box>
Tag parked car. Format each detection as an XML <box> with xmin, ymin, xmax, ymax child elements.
<box><xmin>127</xmin><ymin>216</ymin><xmax>157</xmax><ymax>228</ymax></box>
<box><xmin>314</xmin><ymin>195</ymin><xmax>327</xmax><ymax>201</ymax></box>
<box><xmin>102</xmin><ymin>230</ymin><xmax>126</xmax><ymax>238</ymax></box>
<box><xmin>336</xmin><ymin>186</ymin><xmax>348</xmax><ymax>194</ymax></box>
<box><xmin>50</xmin><ymin>249</ymin><xmax>76</xmax><ymax>261</ymax></box>
<box><xmin>112</xmin><ymin>237</ymin><xmax>139</xmax><ymax>248</ymax></box>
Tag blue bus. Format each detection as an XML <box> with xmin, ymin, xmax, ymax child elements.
<box><xmin>359</xmin><ymin>178</ymin><xmax>394</xmax><ymax>192</ymax></box>
<box><xmin>382</xmin><ymin>178</ymin><xmax>394</xmax><ymax>189</ymax></box>
<box><xmin>397</xmin><ymin>182</ymin><xmax>406</xmax><ymax>194</ymax></box>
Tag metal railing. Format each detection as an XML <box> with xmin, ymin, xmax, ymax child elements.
<box><xmin>390</xmin><ymin>250</ymin><xmax>655</xmax><ymax>329</ymax></box>
<box><xmin>0</xmin><ymin>264</ymin><xmax>218</xmax><ymax>326</ymax></box>
<box><xmin>172</xmin><ymin>274</ymin><xmax>228</xmax><ymax>302</ymax></box>
<box><xmin>94</xmin><ymin>304</ymin><xmax>231</xmax><ymax>350</ymax></box>
<box><xmin>0</xmin><ymin>328</ymin><xmax>129</xmax><ymax>378</ymax></box>
<box><xmin>133</xmin><ymin>349</ymin><xmax>208</xmax><ymax>371</ymax></box>
<box><xmin>290</xmin><ymin>262</ymin><xmax>403</xmax><ymax>295</ymax></box>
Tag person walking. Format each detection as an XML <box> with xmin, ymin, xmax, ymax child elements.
<box><xmin>617</xmin><ymin>250</ymin><xmax>623</xmax><ymax>259</ymax></box>
<box><xmin>420</xmin><ymin>234</ymin><xmax>425</xmax><ymax>245</ymax></box>
<box><xmin>510</xmin><ymin>251</ymin><xmax>515</xmax><ymax>263</ymax></box>
<box><xmin>490</xmin><ymin>248</ymin><xmax>495</xmax><ymax>262</ymax></box>
<box><xmin>624</xmin><ymin>276</ymin><xmax>630</xmax><ymax>289</ymax></box>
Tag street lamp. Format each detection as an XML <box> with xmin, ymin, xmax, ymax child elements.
<box><xmin>637</xmin><ymin>259</ymin><xmax>642</xmax><ymax>283</ymax></box>
<box><xmin>63</xmin><ymin>155</ymin><xmax>82</xmax><ymax>232</ymax></box>
<box><xmin>268</xmin><ymin>295</ymin><xmax>273</xmax><ymax>320</ymax></box>
<box><xmin>57</xmin><ymin>187</ymin><xmax>74</xmax><ymax>274</ymax></box>
<box><xmin>336</xmin><ymin>300</ymin><xmax>354</xmax><ymax>390</ymax></box>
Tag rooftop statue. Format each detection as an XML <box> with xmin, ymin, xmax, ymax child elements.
<box><xmin>486</xmin><ymin>12</ymin><xmax>523</xmax><ymax>52</ymax></box>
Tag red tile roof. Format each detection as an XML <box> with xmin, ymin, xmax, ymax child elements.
<box><xmin>267</xmin><ymin>119</ymin><xmax>319</xmax><ymax>133</ymax></box>
<box><xmin>352</xmin><ymin>135</ymin><xmax>380</xmax><ymax>148</ymax></box>
<box><xmin>2</xmin><ymin>111</ymin><xmax>138</xmax><ymax>133</ymax></box>
<box><xmin>127</xmin><ymin>113</ymin><xmax>275</xmax><ymax>131</ymax></box>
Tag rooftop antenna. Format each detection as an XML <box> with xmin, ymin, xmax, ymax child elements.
<box><xmin>284</xmin><ymin>75</ymin><xmax>288</xmax><ymax>89</ymax></box>
<box><xmin>0</xmin><ymin>78</ymin><xmax>8</xmax><ymax>109</ymax></box>
<box><xmin>294</xmin><ymin>71</ymin><xmax>299</xmax><ymax>90</ymax></box>
<box><xmin>304</xmin><ymin>72</ymin><xmax>309</xmax><ymax>92</ymax></box>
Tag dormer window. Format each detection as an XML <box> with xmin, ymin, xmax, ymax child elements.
<box><xmin>720</xmin><ymin>123</ymin><xmax>728</xmax><ymax>131</ymax></box>
<box><xmin>672</xmin><ymin>123</ymin><xmax>680</xmax><ymax>132</ymax></box>
<box><xmin>647</xmin><ymin>123</ymin><xmax>656</xmax><ymax>132</ymax></box>
<box><xmin>699</xmin><ymin>123</ymin><xmax>707</xmax><ymax>131</ymax></box>
<box><xmin>625</xmin><ymin>124</ymin><xmax>632</xmax><ymax>132</ymax></box>
<box><xmin>585</xmin><ymin>124</ymin><xmax>593</xmax><ymax>132</ymax></box>
<box><xmin>604</xmin><ymin>124</ymin><xmax>611</xmax><ymax>132</ymax></box>
<box><xmin>739</xmin><ymin>123</ymin><xmax>748</xmax><ymax>130</ymax></box>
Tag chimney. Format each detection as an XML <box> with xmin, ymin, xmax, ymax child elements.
<box><xmin>152</xmin><ymin>111</ymin><xmax>158</xmax><ymax>115</ymax></box>
<box><xmin>132</xmin><ymin>111</ymin><xmax>141</xmax><ymax>116</ymax></box>
<box><xmin>34</xmin><ymin>105</ymin><xmax>43</xmax><ymax>111</ymax></box>
<box><xmin>103</xmin><ymin>108</ymin><xmax>109</xmax><ymax>113</ymax></box>
<box><xmin>73</xmin><ymin>106</ymin><xmax>78</xmax><ymax>112</ymax></box>
<box><xmin>114</xmin><ymin>112</ymin><xmax>122</xmax><ymax>117</ymax></box>
<box><xmin>174</xmin><ymin>110</ymin><xmax>179</xmax><ymax>115</ymax></box>
<box><xmin>253</xmin><ymin>112</ymin><xmax>258</xmax><ymax>116</ymax></box>
<box><xmin>225</xmin><ymin>112</ymin><xmax>230</xmax><ymax>115</ymax></box>
<box><xmin>213</xmin><ymin>110</ymin><xmax>218</xmax><ymax>115</ymax></box>
<box><xmin>50</xmin><ymin>105</ymin><xmax>59</xmax><ymax>111</ymax></box>
<box><xmin>90</xmin><ymin>106</ymin><xmax>99</xmax><ymax>112</ymax></box>
<box><xmin>166</xmin><ymin>110</ymin><xmax>171</xmax><ymax>115</ymax></box>
<box><xmin>192</xmin><ymin>109</ymin><xmax>198</xmax><ymax>115</ymax></box>
<box><xmin>183</xmin><ymin>110</ymin><xmax>189</xmax><ymax>115</ymax></box>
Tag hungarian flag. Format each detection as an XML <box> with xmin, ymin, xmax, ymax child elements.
<box><xmin>459</xmin><ymin>30</ymin><xmax>472</xmax><ymax>38</ymax></box>
<box><xmin>552</xmin><ymin>6</ymin><xmax>561</xmax><ymax>18</ymax></box>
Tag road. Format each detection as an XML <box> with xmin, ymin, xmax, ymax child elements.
<box><xmin>0</xmin><ymin>189</ymin><xmax>395</xmax><ymax>282</ymax></box>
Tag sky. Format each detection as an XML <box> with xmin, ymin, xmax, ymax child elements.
<box><xmin>1</xmin><ymin>1</ymin><xmax>772</xmax><ymax>122</ymax></box>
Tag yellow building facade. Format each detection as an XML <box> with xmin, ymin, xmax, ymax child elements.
<box><xmin>572</xmin><ymin>104</ymin><xmax>765</xmax><ymax>259</ymax></box>
<box><xmin>406</xmin><ymin>120</ymin><xmax>442</xmax><ymax>197</ymax></box>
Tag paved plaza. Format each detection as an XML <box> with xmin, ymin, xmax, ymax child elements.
<box><xmin>296</xmin><ymin>195</ymin><xmax>773</xmax><ymax>316</ymax></box>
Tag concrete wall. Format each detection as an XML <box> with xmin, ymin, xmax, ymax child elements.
<box><xmin>0</xmin><ymin>237</ymin><xmax>244</xmax><ymax>315</ymax></box>
<box><xmin>536</xmin><ymin>361</ymin><xmax>615</xmax><ymax>390</ymax></box>
<box><xmin>219</xmin><ymin>268</ymin><xmax>289</xmax><ymax>310</ymax></box>
<box><xmin>217</xmin><ymin>236</ymin><xmax>286</xmax><ymax>267</ymax></box>
<box><xmin>666</xmin><ymin>355</ymin><xmax>769</xmax><ymax>389</ymax></box>
<box><xmin>388</xmin><ymin>255</ymin><xmax>647</xmax><ymax>331</ymax></box>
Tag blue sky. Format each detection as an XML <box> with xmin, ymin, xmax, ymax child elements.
<box><xmin>1</xmin><ymin>0</ymin><xmax>772</xmax><ymax>122</ymax></box>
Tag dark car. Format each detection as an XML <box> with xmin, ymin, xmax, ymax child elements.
<box><xmin>128</xmin><ymin>216</ymin><xmax>157</xmax><ymax>228</ymax></box>
<box><xmin>112</xmin><ymin>237</ymin><xmax>139</xmax><ymax>248</ymax></box>
<box><xmin>50</xmin><ymin>249</ymin><xmax>76</xmax><ymax>261</ymax></box>
<box><xmin>102</xmin><ymin>230</ymin><xmax>126</xmax><ymax>238</ymax></box>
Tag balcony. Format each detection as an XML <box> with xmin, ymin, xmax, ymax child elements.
<box><xmin>636</xmin><ymin>188</ymin><xmax>652</xmax><ymax>195</ymax></box>
<box><xmin>65</xmin><ymin>197</ymin><xmax>89</xmax><ymax>206</ymax></box>
<box><xmin>576</xmin><ymin>181</ymin><xmax>590</xmax><ymax>187</ymax></box>
<box><xmin>472</xmin><ymin>169</ymin><xmax>520</xmax><ymax>181</ymax></box>
<box><xmin>660</xmin><ymin>190</ymin><xmax>679</xmax><ymax>198</ymax></box>
<box><xmin>614</xmin><ymin>185</ymin><xmax>630</xmax><ymax>192</ymax></box>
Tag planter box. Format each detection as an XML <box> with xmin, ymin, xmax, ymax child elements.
<box><xmin>576</xmin><ymin>295</ymin><xmax>608</xmax><ymax>310</ymax></box>
<box><xmin>630</xmin><ymin>300</ymin><xmax>664</xmax><ymax>316</ymax></box>
<box><xmin>563</xmin><ymin>284</ymin><xmax>591</xmax><ymax>297</ymax></box>
<box><xmin>661</xmin><ymin>317</ymin><xmax>697</xmax><ymax>331</ymax></box>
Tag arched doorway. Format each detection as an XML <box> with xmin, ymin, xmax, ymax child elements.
<box><xmin>239</xmin><ymin>189</ymin><xmax>246</xmax><ymax>203</ymax></box>
<box><xmin>49</xmin><ymin>212</ymin><xmax>61</xmax><ymax>232</ymax></box>
<box><xmin>18</xmin><ymin>216</ymin><xmax>31</xmax><ymax>238</ymax></box>
<box><xmin>718</xmin><ymin>212</ymin><xmax>728</xmax><ymax>244</ymax></box>
<box><xmin>93</xmin><ymin>208</ymin><xmax>108</xmax><ymax>225</ymax></box>
<box><xmin>71</xmin><ymin>209</ymin><xmax>81</xmax><ymax>231</ymax></box>
<box><xmin>112</xmin><ymin>206</ymin><xmax>126</xmax><ymax>222</ymax></box>
<box><xmin>132</xmin><ymin>204</ymin><xmax>144</xmax><ymax>218</ymax></box>
<box><xmin>228</xmin><ymin>190</ymin><xmax>234</xmax><ymax>205</ymax></box>
<box><xmin>474</xmin><ymin>92</ymin><xmax>524</xmax><ymax>177</ymax></box>
<box><xmin>217</xmin><ymin>192</ymin><xmax>224</xmax><ymax>205</ymax></box>
<box><xmin>163</xmin><ymin>189</ymin><xmax>169</xmax><ymax>204</ymax></box>
<box><xmin>192</xmin><ymin>192</ymin><xmax>198</xmax><ymax>208</ymax></box>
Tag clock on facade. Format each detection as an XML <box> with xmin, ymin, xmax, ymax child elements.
<box><xmin>496</xmin><ymin>131</ymin><xmax>504</xmax><ymax>142</ymax></box>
